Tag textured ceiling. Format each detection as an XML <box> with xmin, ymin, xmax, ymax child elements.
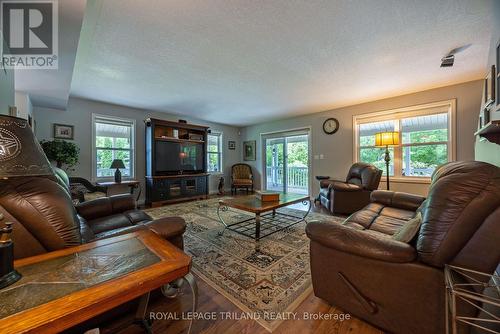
<box><xmin>71</xmin><ymin>0</ymin><xmax>494</xmax><ymax>126</ymax></box>
<box><xmin>14</xmin><ymin>0</ymin><xmax>86</xmax><ymax>109</ymax></box>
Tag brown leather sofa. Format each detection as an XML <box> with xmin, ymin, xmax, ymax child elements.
<box><xmin>307</xmin><ymin>161</ymin><xmax>500</xmax><ymax>334</ymax></box>
<box><xmin>0</xmin><ymin>167</ymin><xmax>186</xmax><ymax>260</ymax></box>
<box><xmin>319</xmin><ymin>162</ymin><xmax>382</xmax><ymax>214</ymax></box>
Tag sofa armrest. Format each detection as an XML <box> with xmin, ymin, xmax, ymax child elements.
<box><xmin>319</xmin><ymin>179</ymin><xmax>344</xmax><ymax>188</ymax></box>
<box><xmin>306</xmin><ymin>221</ymin><xmax>417</xmax><ymax>263</ymax></box>
<box><xmin>370</xmin><ymin>190</ymin><xmax>425</xmax><ymax>211</ymax></box>
<box><xmin>76</xmin><ymin>194</ymin><xmax>136</xmax><ymax>221</ymax></box>
<box><xmin>330</xmin><ymin>181</ymin><xmax>362</xmax><ymax>192</ymax></box>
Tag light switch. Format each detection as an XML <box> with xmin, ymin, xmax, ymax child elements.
<box><xmin>319</xmin><ymin>154</ymin><xmax>324</xmax><ymax>159</ymax></box>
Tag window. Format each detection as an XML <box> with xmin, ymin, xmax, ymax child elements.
<box><xmin>354</xmin><ymin>100</ymin><xmax>455</xmax><ymax>180</ymax></box>
<box><xmin>93</xmin><ymin>114</ymin><xmax>135</xmax><ymax>179</ymax></box>
<box><xmin>207</xmin><ymin>132</ymin><xmax>222</xmax><ymax>173</ymax></box>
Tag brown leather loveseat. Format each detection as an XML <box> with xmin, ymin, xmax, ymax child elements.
<box><xmin>307</xmin><ymin>161</ymin><xmax>500</xmax><ymax>334</ymax></box>
<box><xmin>319</xmin><ymin>162</ymin><xmax>382</xmax><ymax>214</ymax></box>
<box><xmin>0</xmin><ymin>167</ymin><xmax>186</xmax><ymax>260</ymax></box>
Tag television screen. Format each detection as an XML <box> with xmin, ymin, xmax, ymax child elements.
<box><xmin>155</xmin><ymin>141</ymin><xmax>204</xmax><ymax>173</ymax></box>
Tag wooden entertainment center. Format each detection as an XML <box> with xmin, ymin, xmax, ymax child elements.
<box><xmin>145</xmin><ymin>118</ymin><xmax>209</xmax><ymax>207</ymax></box>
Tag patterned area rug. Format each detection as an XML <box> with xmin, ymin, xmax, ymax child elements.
<box><xmin>145</xmin><ymin>197</ymin><xmax>343</xmax><ymax>331</ymax></box>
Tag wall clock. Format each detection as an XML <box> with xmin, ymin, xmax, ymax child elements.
<box><xmin>323</xmin><ymin>118</ymin><xmax>339</xmax><ymax>134</ymax></box>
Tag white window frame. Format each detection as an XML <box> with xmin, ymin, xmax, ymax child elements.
<box><xmin>353</xmin><ymin>100</ymin><xmax>456</xmax><ymax>184</ymax></box>
<box><xmin>92</xmin><ymin>114</ymin><xmax>136</xmax><ymax>181</ymax></box>
<box><xmin>207</xmin><ymin>132</ymin><xmax>223</xmax><ymax>174</ymax></box>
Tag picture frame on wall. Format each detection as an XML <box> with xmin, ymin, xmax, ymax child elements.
<box><xmin>243</xmin><ymin>140</ymin><xmax>256</xmax><ymax>161</ymax></box>
<box><xmin>228</xmin><ymin>140</ymin><xmax>236</xmax><ymax>150</ymax></box>
<box><xmin>484</xmin><ymin>64</ymin><xmax>495</xmax><ymax>107</ymax></box>
<box><xmin>54</xmin><ymin>123</ymin><xmax>74</xmax><ymax>139</ymax></box>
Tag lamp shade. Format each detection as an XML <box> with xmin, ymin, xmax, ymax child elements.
<box><xmin>375</xmin><ymin>131</ymin><xmax>400</xmax><ymax>147</ymax></box>
<box><xmin>110</xmin><ymin>159</ymin><xmax>126</xmax><ymax>169</ymax></box>
<box><xmin>0</xmin><ymin>115</ymin><xmax>53</xmax><ymax>178</ymax></box>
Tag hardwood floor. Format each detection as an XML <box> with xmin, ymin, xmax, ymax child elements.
<box><xmin>105</xmin><ymin>273</ymin><xmax>382</xmax><ymax>334</ymax></box>
<box><xmin>119</xmin><ymin>194</ymin><xmax>381</xmax><ymax>334</ymax></box>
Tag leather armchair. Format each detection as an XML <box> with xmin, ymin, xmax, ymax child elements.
<box><xmin>307</xmin><ymin>161</ymin><xmax>500</xmax><ymax>334</ymax></box>
<box><xmin>319</xmin><ymin>162</ymin><xmax>382</xmax><ymax>214</ymax></box>
<box><xmin>231</xmin><ymin>163</ymin><xmax>254</xmax><ymax>194</ymax></box>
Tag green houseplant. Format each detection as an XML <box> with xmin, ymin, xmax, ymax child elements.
<box><xmin>40</xmin><ymin>139</ymin><xmax>80</xmax><ymax>170</ymax></box>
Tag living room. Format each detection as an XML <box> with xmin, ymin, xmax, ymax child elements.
<box><xmin>1</xmin><ymin>1</ymin><xmax>499</xmax><ymax>334</ymax></box>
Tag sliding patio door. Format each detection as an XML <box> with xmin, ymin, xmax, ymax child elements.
<box><xmin>264</xmin><ymin>131</ymin><xmax>310</xmax><ymax>195</ymax></box>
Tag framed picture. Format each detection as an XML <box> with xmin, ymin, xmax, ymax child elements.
<box><xmin>54</xmin><ymin>124</ymin><xmax>74</xmax><ymax>139</ymax></box>
<box><xmin>243</xmin><ymin>140</ymin><xmax>256</xmax><ymax>161</ymax></box>
<box><xmin>484</xmin><ymin>65</ymin><xmax>495</xmax><ymax>107</ymax></box>
<box><xmin>228</xmin><ymin>140</ymin><xmax>236</xmax><ymax>150</ymax></box>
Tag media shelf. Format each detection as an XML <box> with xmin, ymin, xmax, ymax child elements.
<box><xmin>145</xmin><ymin>118</ymin><xmax>210</xmax><ymax>207</ymax></box>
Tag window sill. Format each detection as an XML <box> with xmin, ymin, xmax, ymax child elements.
<box><xmin>382</xmin><ymin>176</ymin><xmax>431</xmax><ymax>184</ymax></box>
<box><xmin>208</xmin><ymin>172</ymin><xmax>224</xmax><ymax>176</ymax></box>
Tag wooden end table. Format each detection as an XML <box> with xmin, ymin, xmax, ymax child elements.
<box><xmin>97</xmin><ymin>180</ymin><xmax>141</xmax><ymax>201</ymax></box>
<box><xmin>217</xmin><ymin>193</ymin><xmax>311</xmax><ymax>241</ymax></box>
<box><xmin>0</xmin><ymin>230</ymin><xmax>195</xmax><ymax>334</ymax></box>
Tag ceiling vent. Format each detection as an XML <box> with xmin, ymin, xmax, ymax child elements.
<box><xmin>441</xmin><ymin>44</ymin><xmax>472</xmax><ymax>68</ymax></box>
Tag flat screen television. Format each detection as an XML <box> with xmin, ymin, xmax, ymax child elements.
<box><xmin>155</xmin><ymin>141</ymin><xmax>204</xmax><ymax>174</ymax></box>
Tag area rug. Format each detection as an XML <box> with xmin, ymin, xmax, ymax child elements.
<box><xmin>145</xmin><ymin>197</ymin><xmax>343</xmax><ymax>332</ymax></box>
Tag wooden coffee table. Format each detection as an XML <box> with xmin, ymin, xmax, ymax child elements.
<box><xmin>217</xmin><ymin>193</ymin><xmax>311</xmax><ymax>241</ymax></box>
<box><xmin>0</xmin><ymin>230</ymin><xmax>194</xmax><ymax>334</ymax></box>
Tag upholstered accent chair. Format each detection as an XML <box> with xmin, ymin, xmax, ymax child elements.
<box><xmin>231</xmin><ymin>163</ymin><xmax>254</xmax><ymax>194</ymax></box>
<box><xmin>307</xmin><ymin>161</ymin><xmax>500</xmax><ymax>334</ymax></box>
<box><xmin>319</xmin><ymin>162</ymin><xmax>382</xmax><ymax>214</ymax></box>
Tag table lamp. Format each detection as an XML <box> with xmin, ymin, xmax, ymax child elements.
<box><xmin>110</xmin><ymin>159</ymin><xmax>125</xmax><ymax>183</ymax></box>
<box><xmin>375</xmin><ymin>131</ymin><xmax>399</xmax><ymax>190</ymax></box>
<box><xmin>0</xmin><ymin>115</ymin><xmax>54</xmax><ymax>289</ymax></box>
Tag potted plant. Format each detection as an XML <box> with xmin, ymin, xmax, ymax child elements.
<box><xmin>40</xmin><ymin>139</ymin><xmax>80</xmax><ymax>170</ymax></box>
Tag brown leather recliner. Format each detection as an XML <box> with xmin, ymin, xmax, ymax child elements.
<box><xmin>306</xmin><ymin>161</ymin><xmax>500</xmax><ymax>334</ymax></box>
<box><xmin>1</xmin><ymin>167</ymin><xmax>186</xmax><ymax>260</ymax></box>
<box><xmin>319</xmin><ymin>162</ymin><xmax>382</xmax><ymax>214</ymax></box>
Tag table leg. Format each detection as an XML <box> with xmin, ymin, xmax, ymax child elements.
<box><xmin>133</xmin><ymin>184</ymin><xmax>141</xmax><ymax>202</ymax></box>
<box><xmin>255</xmin><ymin>213</ymin><xmax>261</xmax><ymax>241</ymax></box>
<box><xmin>217</xmin><ymin>201</ymin><xmax>229</xmax><ymax>236</ymax></box>
<box><xmin>160</xmin><ymin>273</ymin><xmax>198</xmax><ymax>334</ymax></box>
<box><xmin>134</xmin><ymin>292</ymin><xmax>152</xmax><ymax>334</ymax></box>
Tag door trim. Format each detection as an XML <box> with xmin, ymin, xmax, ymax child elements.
<box><xmin>260</xmin><ymin>127</ymin><xmax>312</xmax><ymax>196</ymax></box>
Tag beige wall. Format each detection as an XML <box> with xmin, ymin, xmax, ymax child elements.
<box><xmin>475</xmin><ymin>0</ymin><xmax>500</xmax><ymax>166</ymax></box>
<box><xmin>241</xmin><ymin>80</ymin><xmax>483</xmax><ymax>197</ymax></box>
<box><xmin>34</xmin><ymin>97</ymin><xmax>242</xmax><ymax>203</ymax></box>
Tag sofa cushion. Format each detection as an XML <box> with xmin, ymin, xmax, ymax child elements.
<box><xmin>124</xmin><ymin>210</ymin><xmax>152</xmax><ymax>224</ymax></box>
<box><xmin>94</xmin><ymin>225</ymin><xmax>143</xmax><ymax>240</ymax></box>
<box><xmin>343</xmin><ymin>201</ymin><xmax>415</xmax><ymax>236</ymax></box>
<box><xmin>88</xmin><ymin>214</ymin><xmax>133</xmax><ymax>234</ymax></box>
<box><xmin>233</xmin><ymin>178</ymin><xmax>252</xmax><ymax>185</ymax></box>
<box><xmin>370</xmin><ymin>216</ymin><xmax>408</xmax><ymax>235</ymax></box>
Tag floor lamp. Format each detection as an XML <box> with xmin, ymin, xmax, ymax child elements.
<box><xmin>375</xmin><ymin>131</ymin><xmax>399</xmax><ymax>190</ymax></box>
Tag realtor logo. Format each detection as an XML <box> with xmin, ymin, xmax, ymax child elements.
<box><xmin>1</xmin><ymin>0</ymin><xmax>58</xmax><ymax>69</ymax></box>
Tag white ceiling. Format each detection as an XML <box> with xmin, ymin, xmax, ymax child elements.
<box><xmin>70</xmin><ymin>0</ymin><xmax>495</xmax><ymax>126</ymax></box>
